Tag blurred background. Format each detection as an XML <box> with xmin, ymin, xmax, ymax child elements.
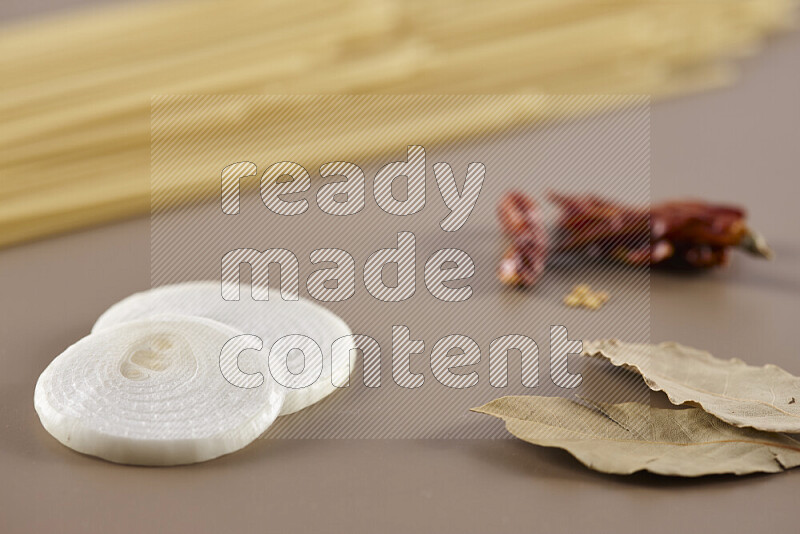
<box><xmin>0</xmin><ymin>0</ymin><xmax>798</xmax><ymax>249</ymax></box>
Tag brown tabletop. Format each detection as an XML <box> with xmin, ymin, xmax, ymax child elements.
<box><xmin>2</xmin><ymin>2</ymin><xmax>800</xmax><ymax>533</ymax></box>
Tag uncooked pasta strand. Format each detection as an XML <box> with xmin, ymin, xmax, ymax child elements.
<box><xmin>0</xmin><ymin>0</ymin><xmax>795</xmax><ymax>248</ymax></box>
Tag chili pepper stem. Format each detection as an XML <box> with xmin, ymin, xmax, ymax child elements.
<box><xmin>739</xmin><ymin>227</ymin><xmax>774</xmax><ymax>260</ymax></box>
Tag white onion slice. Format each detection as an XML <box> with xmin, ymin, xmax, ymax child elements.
<box><xmin>93</xmin><ymin>281</ymin><xmax>356</xmax><ymax>415</ymax></box>
<box><xmin>34</xmin><ymin>316</ymin><xmax>283</xmax><ymax>465</ymax></box>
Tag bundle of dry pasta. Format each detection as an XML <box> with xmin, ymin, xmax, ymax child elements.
<box><xmin>0</xmin><ymin>0</ymin><xmax>796</xmax><ymax>248</ymax></box>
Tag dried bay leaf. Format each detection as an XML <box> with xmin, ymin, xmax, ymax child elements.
<box><xmin>584</xmin><ymin>340</ymin><xmax>800</xmax><ymax>432</ymax></box>
<box><xmin>472</xmin><ymin>396</ymin><xmax>800</xmax><ymax>476</ymax></box>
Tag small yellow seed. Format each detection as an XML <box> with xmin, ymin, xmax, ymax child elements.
<box><xmin>573</xmin><ymin>284</ymin><xmax>591</xmax><ymax>297</ymax></box>
<box><xmin>563</xmin><ymin>284</ymin><xmax>610</xmax><ymax>310</ymax></box>
<box><xmin>584</xmin><ymin>296</ymin><xmax>601</xmax><ymax>309</ymax></box>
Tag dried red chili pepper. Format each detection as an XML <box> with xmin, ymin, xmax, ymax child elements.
<box><xmin>648</xmin><ymin>199</ymin><xmax>772</xmax><ymax>268</ymax></box>
<box><xmin>497</xmin><ymin>192</ymin><xmax>550</xmax><ymax>287</ymax></box>
<box><xmin>497</xmin><ymin>237</ymin><xmax>549</xmax><ymax>287</ymax></box>
<box><xmin>497</xmin><ymin>191</ymin><xmax>772</xmax><ymax>287</ymax></box>
<box><xmin>547</xmin><ymin>191</ymin><xmax>651</xmax><ymax>267</ymax></box>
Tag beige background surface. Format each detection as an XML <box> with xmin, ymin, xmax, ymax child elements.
<box><xmin>2</xmin><ymin>2</ymin><xmax>800</xmax><ymax>533</ymax></box>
